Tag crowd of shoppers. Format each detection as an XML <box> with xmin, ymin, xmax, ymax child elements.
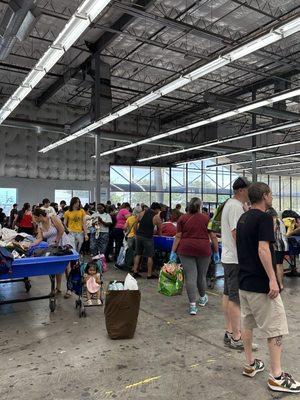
<box><xmin>1</xmin><ymin>180</ymin><xmax>300</xmax><ymax>393</ymax></box>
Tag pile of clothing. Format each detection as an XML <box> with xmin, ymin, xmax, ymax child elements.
<box><xmin>0</xmin><ymin>227</ymin><xmax>35</xmax><ymax>259</ymax></box>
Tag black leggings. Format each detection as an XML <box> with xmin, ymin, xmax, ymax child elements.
<box><xmin>113</xmin><ymin>228</ymin><xmax>124</xmax><ymax>260</ymax></box>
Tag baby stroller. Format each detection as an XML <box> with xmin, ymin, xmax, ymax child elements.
<box><xmin>67</xmin><ymin>259</ymin><xmax>104</xmax><ymax>318</ymax></box>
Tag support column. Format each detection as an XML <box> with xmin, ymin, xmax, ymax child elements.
<box><xmin>94</xmin><ymin>52</ymin><xmax>101</xmax><ymax>203</ymax></box>
<box><xmin>251</xmin><ymin>90</ymin><xmax>257</xmax><ymax>183</ymax></box>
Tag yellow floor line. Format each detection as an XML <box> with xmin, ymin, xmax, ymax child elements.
<box><xmin>125</xmin><ymin>376</ymin><xmax>161</xmax><ymax>389</ymax></box>
<box><xmin>206</xmin><ymin>290</ymin><xmax>220</xmax><ymax>297</ymax></box>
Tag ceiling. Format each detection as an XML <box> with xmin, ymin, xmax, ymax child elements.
<box><xmin>0</xmin><ymin>0</ymin><xmax>300</xmax><ymax>174</ymax></box>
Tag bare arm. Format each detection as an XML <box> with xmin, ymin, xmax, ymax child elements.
<box><xmin>171</xmin><ymin>232</ymin><xmax>182</xmax><ymax>252</ymax></box>
<box><xmin>154</xmin><ymin>214</ymin><xmax>162</xmax><ymax>236</ymax></box>
<box><xmin>50</xmin><ymin>215</ymin><xmax>65</xmax><ymax>244</ymax></box>
<box><xmin>258</xmin><ymin>241</ymin><xmax>279</xmax><ymax>298</ymax></box>
<box><xmin>31</xmin><ymin>227</ymin><xmax>44</xmax><ymax>246</ymax></box>
<box><xmin>231</xmin><ymin>229</ymin><xmax>237</xmax><ymax>241</ymax></box>
<box><xmin>12</xmin><ymin>214</ymin><xmax>18</xmax><ymax>229</ymax></box>
<box><xmin>209</xmin><ymin>231</ymin><xmax>219</xmax><ymax>253</ymax></box>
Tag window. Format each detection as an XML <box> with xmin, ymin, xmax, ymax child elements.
<box><xmin>55</xmin><ymin>190</ymin><xmax>90</xmax><ymax>206</ymax></box>
<box><xmin>0</xmin><ymin>188</ymin><xmax>17</xmax><ymax>214</ymax></box>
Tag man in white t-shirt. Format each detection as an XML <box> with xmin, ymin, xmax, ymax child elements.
<box><xmin>41</xmin><ymin>198</ymin><xmax>56</xmax><ymax>216</ymax></box>
<box><xmin>90</xmin><ymin>203</ymin><xmax>112</xmax><ymax>256</ymax></box>
<box><xmin>221</xmin><ymin>177</ymin><xmax>250</xmax><ymax>349</ymax></box>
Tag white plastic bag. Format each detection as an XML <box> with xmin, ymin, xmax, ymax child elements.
<box><xmin>124</xmin><ymin>273</ymin><xmax>139</xmax><ymax>290</ymax></box>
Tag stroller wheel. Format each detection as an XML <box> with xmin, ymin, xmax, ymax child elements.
<box><xmin>79</xmin><ymin>309</ymin><xmax>86</xmax><ymax>318</ymax></box>
<box><xmin>75</xmin><ymin>299</ymin><xmax>81</xmax><ymax>309</ymax></box>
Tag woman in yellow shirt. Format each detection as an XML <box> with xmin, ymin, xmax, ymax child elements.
<box><xmin>64</xmin><ymin>197</ymin><xmax>88</xmax><ymax>252</ymax></box>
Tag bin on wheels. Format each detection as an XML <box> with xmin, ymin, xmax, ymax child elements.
<box><xmin>104</xmin><ymin>283</ymin><xmax>141</xmax><ymax>339</ymax></box>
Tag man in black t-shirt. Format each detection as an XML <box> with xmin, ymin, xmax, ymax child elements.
<box><xmin>237</xmin><ymin>182</ymin><xmax>300</xmax><ymax>393</ymax></box>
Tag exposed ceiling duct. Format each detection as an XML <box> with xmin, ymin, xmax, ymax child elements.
<box><xmin>0</xmin><ymin>0</ymin><xmax>40</xmax><ymax>60</ymax></box>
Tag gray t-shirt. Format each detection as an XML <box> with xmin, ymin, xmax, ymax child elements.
<box><xmin>221</xmin><ymin>198</ymin><xmax>244</xmax><ymax>264</ymax></box>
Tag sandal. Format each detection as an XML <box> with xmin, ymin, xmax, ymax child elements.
<box><xmin>64</xmin><ymin>291</ymin><xmax>72</xmax><ymax>299</ymax></box>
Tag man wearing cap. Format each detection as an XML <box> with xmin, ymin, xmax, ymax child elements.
<box><xmin>221</xmin><ymin>176</ymin><xmax>251</xmax><ymax>349</ymax></box>
<box><xmin>133</xmin><ymin>202</ymin><xmax>162</xmax><ymax>279</ymax></box>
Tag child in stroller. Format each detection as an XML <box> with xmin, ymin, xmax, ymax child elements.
<box><xmin>68</xmin><ymin>258</ymin><xmax>104</xmax><ymax>317</ymax></box>
<box><xmin>84</xmin><ymin>261</ymin><xmax>102</xmax><ymax>306</ymax></box>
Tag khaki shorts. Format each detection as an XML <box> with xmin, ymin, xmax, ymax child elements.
<box><xmin>239</xmin><ymin>290</ymin><xmax>289</xmax><ymax>338</ymax></box>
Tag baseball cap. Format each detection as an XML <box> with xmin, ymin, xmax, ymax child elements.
<box><xmin>232</xmin><ymin>177</ymin><xmax>251</xmax><ymax>190</ymax></box>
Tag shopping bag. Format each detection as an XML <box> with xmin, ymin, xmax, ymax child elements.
<box><xmin>158</xmin><ymin>263</ymin><xmax>184</xmax><ymax>296</ymax></box>
<box><xmin>105</xmin><ymin>283</ymin><xmax>141</xmax><ymax>339</ymax></box>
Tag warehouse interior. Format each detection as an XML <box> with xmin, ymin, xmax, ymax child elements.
<box><xmin>1</xmin><ymin>0</ymin><xmax>300</xmax><ymax>399</ymax></box>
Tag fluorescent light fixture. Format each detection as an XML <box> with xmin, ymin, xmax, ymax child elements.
<box><xmin>196</xmin><ymin>138</ymin><xmax>300</xmax><ymax>164</ymax></box>
<box><xmin>39</xmin><ymin>14</ymin><xmax>300</xmax><ymax>153</ymax></box>
<box><xmin>0</xmin><ymin>0</ymin><xmax>112</xmax><ymax>123</ymax></box>
<box><xmin>241</xmin><ymin>160</ymin><xmax>300</xmax><ymax>172</ymax></box>
<box><xmin>135</xmin><ymin>113</ymin><xmax>300</xmax><ymax>163</ymax></box>
<box><xmin>209</xmin><ymin>152</ymin><xmax>300</xmax><ymax>169</ymax></box>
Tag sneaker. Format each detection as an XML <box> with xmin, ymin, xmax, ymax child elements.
<box><xmin>198</xmin><ymin>294</ymin><xmax>208</xmax><ymax>307</ymax></box>
<box><xmin>230</xmin><ymin>337</ymin><xmax>244</xmax><ymax>350</ymax></box>
<box><xmin>268</xmin><ymin>372</ymin><xmax>300</xmax><ymax>393</ymax></box>
<box><xmin>189</xmin><ymin>305</ymin><xmax>198</xmax><ymax>315</ymax></box>
<box><xmin>96</xmin><ymin>299</ymin><xmax>102</xmax><ymax>305</ymax></box>
<box><xmin>230</xmin><ymin>337</ymin><xmax>259</xmax><ymax>351</ymax></box>
<box><xmin>87</xmin><ymin>299</ymin><xmax>92</xmax><ymax>306</ymax></box>
<box><xmin>224</xmin><ymin>331</ymin><xmax>232</xmax><ymax>346</ymax></box>
<box><xmin>243</xmin><ymin>359</ymin><xmax>265</xmax><ymax>378</ymax></box>
<box><xmin>133</xmin><ymin>272</ymin><xmax>142</xmax><ymax>279</ymax></box>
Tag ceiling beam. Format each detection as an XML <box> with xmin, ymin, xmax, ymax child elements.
<box><xmin>35</xmin><ymin>0</ymin><xmax>155</xmax><ymax>108</ymax></box>
<box><xmin>203</xmin><ymin>92</ymin><xmax>300</xmax><ymax>121</ymax></box>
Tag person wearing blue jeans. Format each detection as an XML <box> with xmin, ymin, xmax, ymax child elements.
<box><xmin>90</xmin><ymin>203</ymin><xmax>112</xmax><ymax>256</ymax></box>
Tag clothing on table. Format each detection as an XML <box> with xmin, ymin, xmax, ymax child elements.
<box><xmin>237</xmin><ymin>209</ymin><xmax>275</xmax><ymax>294</ymax></box>
<box><xmin>115</xmin><ymin>208</ymin><xmax>130</xmax><ymax>229</ymax></box>
<box><xmin>90</xmin><ymin>232</ymin><xmax>109</xmax><ymax>256</ymax></box>
<box><xmin>179</xmin><ymin>255</ymin><xmax>211</xmax><ymax>302</ymax></box>
<box><xmin>176</xmin><ymin>213</ymin><xmax>211</xmax><ymax>257</ymax></box>
<box><xmin>40</xmin><ymin>206</ymin><xmax>56</xmax><ymax>216</ymax></box>
<box><xmin>136</xmin><ymin>209</ymin><xmax>155</xmax><ymax>239</ymax></box>
<box><xmin>38</xmin><ymin>216</ymin><xmax>72</xmax><ymax>247</ymax></box>
<box><xmin>161</xmin><ymin>221</ymin><xmax>177</xmax><ymax>237</ymax></box>
<box><xmin>64</xmin><ymin>209</ymin><xmax>86</xmax><ymax>233</ymax></box>
<box><xmin>221</xmin><ymin>198</ymin><xmax>244</xmax><ymax>264</ymax></box>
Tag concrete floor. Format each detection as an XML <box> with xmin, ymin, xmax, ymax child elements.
<box><xmin>1</xmin><ymin>266</ymin><xmax>300</xmax><ymax>400</ymax></box>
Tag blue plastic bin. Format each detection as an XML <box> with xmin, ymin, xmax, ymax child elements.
<box><xmin>153</xmin><ymin>236</ymin><xmax>174</xmax><ymax>252</ymax></box>
<box><xmin>1</xmin><ymin>251</ymin><xmax>79</xmax><ymax>280</ymax></box>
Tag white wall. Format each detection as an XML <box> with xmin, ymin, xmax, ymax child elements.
<box><xmin>0</xmin><ymin>176</ymin><xmax>111</xmax><ymax>206</ymax></box>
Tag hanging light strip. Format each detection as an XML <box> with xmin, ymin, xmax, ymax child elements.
<box><xmin>177</xmin><ymin>138</ymin><xmax>300</xmax><ymax>166</ymax></box>
<box><xmin>208</xmin><ymin>151</ymin><xmax>300</xmax><ymax>168</ymax></box>
<box><xmin>238</xmin><ymin>160</ymin><xmax>300</xmax><ymax>172</ymax></box>
<box><xmin>136</xmin><ymin>120</ymin><xmax>300</xmax><ymax>162</ymax></box>
<box><xmin>0</xmin><ymin>0</ymin><xmax>112</xmax><ymax>124</ymax></box>
<box><xmin>39</xmin><ymin>14</ymin><xmax>300</xmax><ymax>153</ymax></box>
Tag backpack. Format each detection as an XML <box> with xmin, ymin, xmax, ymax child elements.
<box><xmin>0</xmin><ymin>246</ymin><xmax>14</xmax><ymax>275</ymax></box>
<box><xmin>207</xmin><ymin>200</ymin><xmax>228</xmax><ymax>234</ymax></box>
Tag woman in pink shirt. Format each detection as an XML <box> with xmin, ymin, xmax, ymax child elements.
<box><xmin>113</xmin><ymin>202</ymin><xmax>131</xmax><ymax>260</ymax></box>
